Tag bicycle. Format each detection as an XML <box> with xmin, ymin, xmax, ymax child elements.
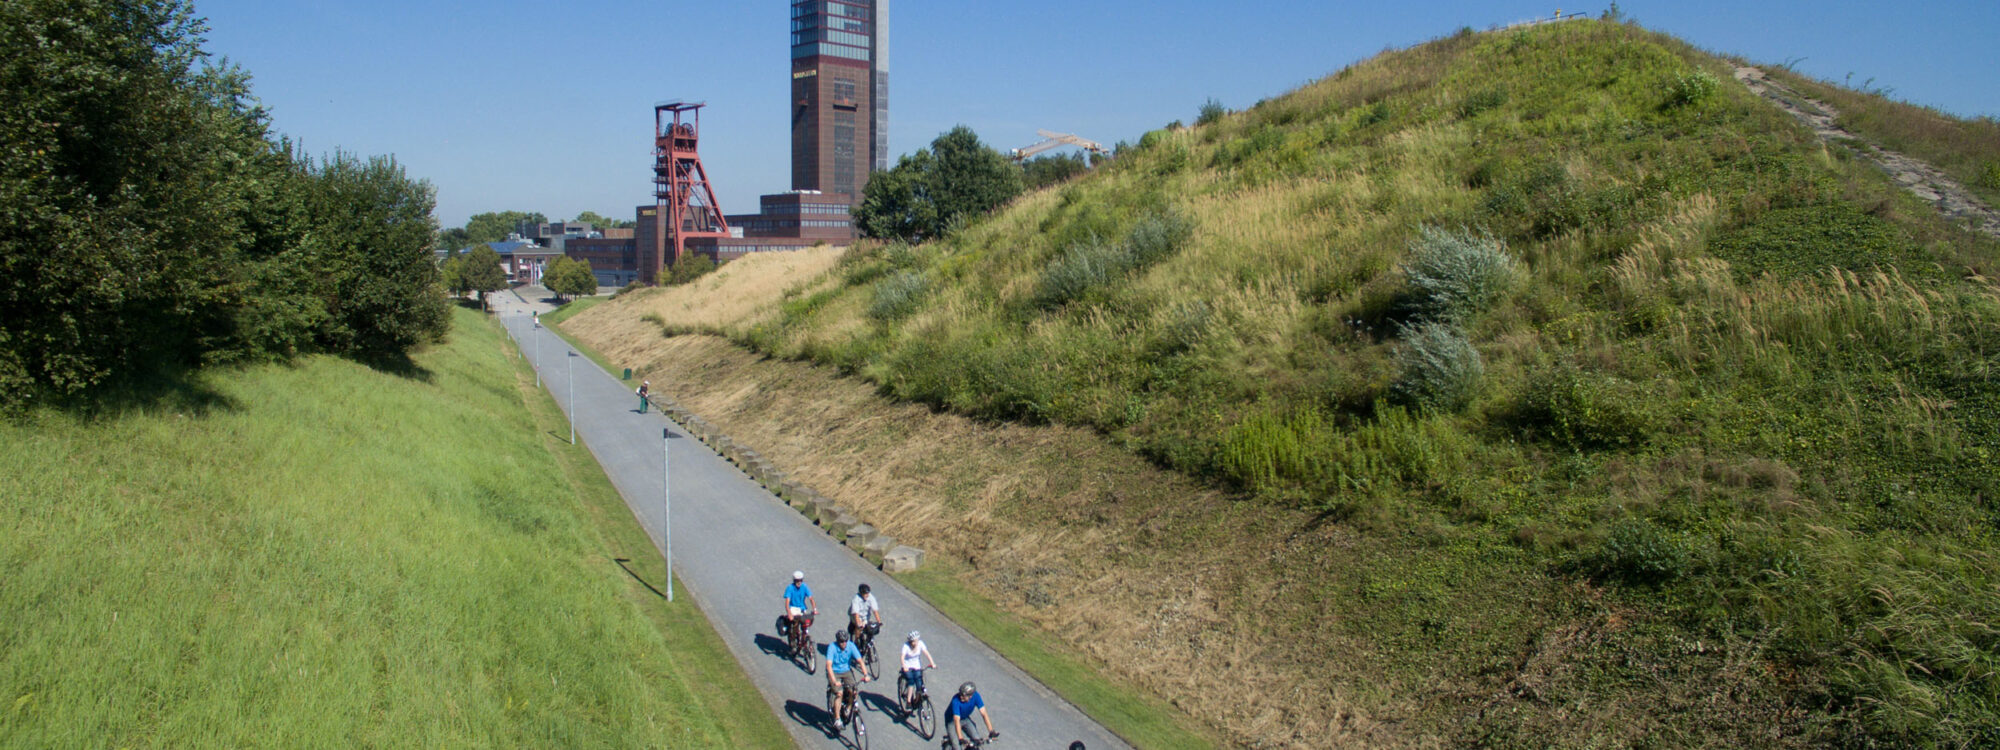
<box><xmin>941</xmin><ymin>730</ymin><xmax>998</xmax><ymax>749</ymax></box>
<box><xmin>855</xmin><ymin>622</ymin><xmax>881</xmax><ymax>676</ymax></box>
<box><xmin>785</xmin><ymin>613</ymin><xmax>817</xmax><ymax>675</ymax></box>
<box><xmin>825</xmin><ymin>681</ymin><xmax>869</xmax><ymax>749</ymax></box>
<box><xmin>896</xmin><ymin>665</ymin><xmax>937</xmax><ymax>739</ymax></box>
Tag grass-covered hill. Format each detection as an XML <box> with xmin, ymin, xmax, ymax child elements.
<box><xmin>586</xmin><ymin>19</ymin><xmax>1999</xmax><ymax>746</ymax></box>
<box><xmin>0</xmin><ymin>307</ymin><xmax>787</xmax><ymax>747</ymax></box>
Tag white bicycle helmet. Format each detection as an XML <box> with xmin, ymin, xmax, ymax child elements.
<box><xmin>792</xmin><ymin>570</ymin><xmax>804</xmax><ymax>581</ymax></box>
<box><xmin>908</xmin><ymin>630</ymin><xmax>921</xmax><ymax>642</ymax></box>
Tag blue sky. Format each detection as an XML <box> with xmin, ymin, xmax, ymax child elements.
<box><xmin>193</xmin><ymin>1</ymin><xmax>1999</xmax><ymax>229</ymax></box>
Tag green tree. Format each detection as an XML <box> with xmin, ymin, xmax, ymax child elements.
<box><xmin>926</xmin><ymin>125</ymin><xmax>1023</xmax><ymax>232</ymax></box>
<box><xmin>461</xmin><ymin>246</ymin><xmax>509</xmax><ymax>311</ymax></box>
<box><xmin>440</xmin><ymin>255</ymin><xmax>469</xmax><ymax>300</ymax></box>
<box><xmin>855</xmin><ymin>126</ymin><xmax>1020</xmax><ymax>243</ymax></box>
<box><xmin>0</xmin><ymin>0</ymin><xmax>298</xmax><ymax>400</ymax></box>
<box><xmin>572</xmin><ymin>210</ymin><xmax>633</xmax><ymax>230</ymax></box>
<box><xmin>463</xmin><ymin>210</ymin><xmax>545</xmax><ymax>244</ymax></box>
<box><xmin>857</xmin><ymin>151</ymin><xmax>939</xmax><ymax>243</ymax></box>
<box><xmin>297</xmin><ymin>151</ymin><xmax>449</xmax><ymax>354</ymax></box>
<box><xmin>544</xmin><ymin>256</ymin><xmax>597</xmax><ymax>301</ymax></box>
<box><xmin>436</xmin><ymin>226</ymin><xmax>472</xmax><ymax>254</ymax></box>
<box><xmin>1022</xmin><ymin>152</ymin><xmax>1090</xmax><ymax>191</ymax></box>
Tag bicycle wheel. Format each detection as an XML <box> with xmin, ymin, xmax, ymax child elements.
<box><xmin>803</xmin><ymin>635</ymin><xmax>818</xmax><ymax>675</ymax></box>
<box><xmin>916</xmin><ymin>694</ymin><xmax>936</xmax><ymax>739</ymax></box>
<box><xmin>851</xmin><ymin>711</ymin><xmax>869</xmax><ymax>750</ymax></box>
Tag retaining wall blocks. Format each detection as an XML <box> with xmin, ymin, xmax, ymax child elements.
<box><xmin>882</xmin><ymin>546</ymin><xmax>924</xmax><ymax>573</ymax></box>
<box><xmin>845</xmin><ymin>524</ymin><xmax>879</xmax><ymax>552</ymax></box>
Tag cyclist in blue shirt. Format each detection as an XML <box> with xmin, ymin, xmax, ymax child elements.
<box><xmin>780</xmin><ymin>570</ymin><xmax>817</xmax><ymax>643</ymax></box>
<box><xmin>825</xmin><ymin>629</ymin><xmax>873</xmax><ymax>729</ymax></box>
<box><xmin>946</xmin><ymin>681</ymin><xmax>999</xmax><ymax>746</ymax></box>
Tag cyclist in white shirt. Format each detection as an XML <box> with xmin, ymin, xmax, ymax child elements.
<box><xmin>848</xmin><ymin>583</ymin><xmax>882</xmax><ymax>642</ymax></box>
<box><xmin>898</xmin><ymin>630</ymin><xmax>938</xmax><ymax>708</ymax></box>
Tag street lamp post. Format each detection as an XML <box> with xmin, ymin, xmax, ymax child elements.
<box><xmin>533</xmin><ymin>318</ymin><xmax>542</xmax><ymax>388</ymax></box>
<box><xmin>662</xmin><ymin>427</ymin><xmax>673</xmax><ymax>603</ymax></box>
<box><xmin>567</xmin><ymin>351</ymin><xmax>577</xmax><ymax>445</ymax></box>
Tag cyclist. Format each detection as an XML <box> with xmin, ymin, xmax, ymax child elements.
<box><xmin>945</xmin><ymin>681</ymin><xmax>999</xmax><ymax>747</ymax></box>
<box><xmin>898</xmin><ymin>630</ymin><xmax>937</xmax><ymax>708</ymax></box>
<box><xmin>780</xmin><ymin>570</ymin><xmax>817</xmax><ymax>644</ymax></box>
<box><xmin>848</xmin><ymin>583</ymin><xmax>882</xmax><ymax>645</ymax></box>
<box><xmin>824</xmin><ymin>629</ymin><xmax>873</xmax><ymax>730</ymax></box>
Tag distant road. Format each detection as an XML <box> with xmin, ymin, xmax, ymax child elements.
<box><xmin>494</xmin><ymin>289</ymin><xmax>1128</xmax><ymax>750</ymax></box>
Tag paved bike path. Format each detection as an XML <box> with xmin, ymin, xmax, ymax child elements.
<box><xmin>494</xmin><ymin>292</ymin><xmax>1127</xmax><ymax>750</ymax></box>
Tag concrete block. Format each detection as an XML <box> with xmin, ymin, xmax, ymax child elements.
<box><xmin>827</xmin><ymin>510</ymin><xmax>859</xmax><ymax>538</ymax></box>
<box><xmin>810</xmin><ymin>495</ymin><xmax>839</xmax><ymax>522</ymax></box>
<box><xmin>845</xmin><ymin>524</ymin><xmax>879</xmax><ymax>551</ymax></box>
<box><xmin>788</xmin><ymin>489</ymin><xmax>819</xmax><ymax>511</ymax></box>
<box><xmin>863</xmin><ymin>535</ymin><xmax>896</xmax><ymax>563</ymax></box>
<box><xmin>882</xmin><ymin>546</ymin><xmax>924</xmax><ymax>573</ymax></box>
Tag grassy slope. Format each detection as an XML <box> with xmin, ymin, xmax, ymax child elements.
<box><xmin>0</xmin><ymin>307</ymin><xmax>786</xmax><ymax>748</ymax></box>
<box><xmin>721</xmin><ymin>20</ymin><xmax>1999</xmax><ymax>746</ymax></box>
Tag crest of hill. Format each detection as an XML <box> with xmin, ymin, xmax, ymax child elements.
<box><xmin>584</xmin><ymin>19</ymin><xmax>2000</xmax><ymax>746</ymax></box>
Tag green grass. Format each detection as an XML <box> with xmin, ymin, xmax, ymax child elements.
<box><xmin>0</xmin><ymin>307</ymin><xmax>786</xmax><ymax>748</ymax></box>
<box><xmin>707</xmin><ymin>19</ymin><xmax>2000</xmax><ymax>746</ymax></box>
<box><xmin>898</xmin><ymin>565</ymin><xmax>1218</xmax><ymax>750</ymax></box>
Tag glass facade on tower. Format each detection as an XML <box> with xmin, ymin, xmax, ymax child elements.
<box><xmin>789</xmin><ymin>0</ymin><xmax>886</xmax><ymax>201</ymax></box>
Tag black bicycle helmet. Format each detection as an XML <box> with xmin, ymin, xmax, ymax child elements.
<box><xmin>959</xmin><ymin>681</ymin><xmax>977</xmax><ymax>697</ymax></box>
<box><xmin>835</xmin><ymin>629</ymin><xmax>850</xmax><ymax>643</ymax></box>
<box><xmin>858</xmin><ymin>583</ymin><xmax>871</xmax><ymax>595</ymax></box>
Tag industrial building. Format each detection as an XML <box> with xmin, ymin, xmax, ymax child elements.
<box><xmin>570</xmin><ymin>2</ymin><xmax>888</xmax><ymax>286</ymax></box>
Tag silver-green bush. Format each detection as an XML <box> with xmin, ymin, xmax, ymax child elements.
<box><xmin>1390</xmin><ymin>322</ymin><xmax>1484</xmax><ymax>412</ymax></box>
<box><xmin>1400</xmin><ymin>226</ymin><xmax>1519</xmax><ymax>323</ymax></box>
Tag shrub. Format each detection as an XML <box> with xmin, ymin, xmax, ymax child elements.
<box><xmin>1124</xmin><ymin>207</ymin><xmax>1194</xmax><ymax>266</ymax></box>
<box><xmin>1400</xmin><ymin>226</ymin><xmax>1519</xmax><ymax>323</ymax></box>
<box><xmin>1457</xmin><ymin>87</ymin><xmax>1509</xmax><ymax>119</ymax></box>
<box><xmin>1034</xmin><ymin>237</ymin><xmax>1125</xmax><ymax>309</ymax></box>
<box><xmin>1197</xmin><ymin>98</ymin><xmax>1227</xmax><ymax>126</ymax></box>
<box><xmin>1389</xmin><ymin>322</ymin><xmax>1484</xmax><ymax>413</ymax></box>
<box><xmin>1033</xmin><ymin>207</ymin><xmax>1194</xmax><ymax>309</ymax></box>
<box><xmin>1515</xmin><ymin>364</ymin><xmax>1666</xmax><ymax>450</ymax></box>
<box><xmin>867</xmin><ymin>270</ymin><xmax>930</xmax><ymax>322</ymax></box>
<box><xmin>664</xmin><ymin>255</ymin><xmax>718</xmax><ymax>286</ymax></box>
<box><xmin>1598</xmin><ymin>517</ymin><xmax>1691</xmax><ymax>584</ymax></box>
<box><xmin>1666</xmin><ymin>69</ymin><xmax>1719</xmax><ymax>108</ymax></box>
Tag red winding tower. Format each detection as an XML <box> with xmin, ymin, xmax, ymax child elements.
<box><xmin>643</xmin><ymin>101</ymin><xmax>730</xmax><ymax>282</ymax></box>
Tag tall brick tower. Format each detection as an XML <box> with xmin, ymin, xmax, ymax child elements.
<box><xmin>789</xmin><ymin>0</ymin><xmax>888</xmax><ymax>202</ymax></box>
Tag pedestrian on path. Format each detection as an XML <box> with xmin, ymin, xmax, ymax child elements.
<box><xmin>637</xmin><ymin>380</ymin><xmax>650</xmax><ymax>413</ymax></box>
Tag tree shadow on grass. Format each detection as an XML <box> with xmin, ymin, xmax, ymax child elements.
<box><xmin>48</xmin><ymin>363</ymin><xmax>240</xmax><ymax>421</ymax></box>
<box><xmin>350</xmin><ymin>348</ymin><xmax>433</xmax><ymax>383</ymax></box>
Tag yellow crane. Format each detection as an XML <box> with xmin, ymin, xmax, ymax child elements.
<box><xmin>1010</xmin><ymin>129</ymin><xmax>1109</xmax><ymax>162</ymax></box>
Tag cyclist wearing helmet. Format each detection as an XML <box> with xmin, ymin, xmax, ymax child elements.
<box><xmin>945</xmin><ymin>681</ymin><xmax>998</xmax><ymax>746</ymax></box>
<box><xmin>848</xmin><ymin>583</ymin><xmax>882</xmax><ymax>642</ymax></box>
<box><xmin>898</xmin><ymin>630</ymin><xmax>937</xmax><ymax>707</ymax></box>
<box><xmin>825</xmin><ymin>628</ymin><xmax>872</xmax><ymax>729</ymax></box>
<box><xmin>781</xmin><ymin>571</ymin><xmax>817</xmax><ymax>642</ymax></box>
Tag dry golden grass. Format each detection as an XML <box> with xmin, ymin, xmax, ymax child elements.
<box><xmin>570</xmin><ymin>247</ymin><xmax>846</xmax><ymax>340</ymax></box>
